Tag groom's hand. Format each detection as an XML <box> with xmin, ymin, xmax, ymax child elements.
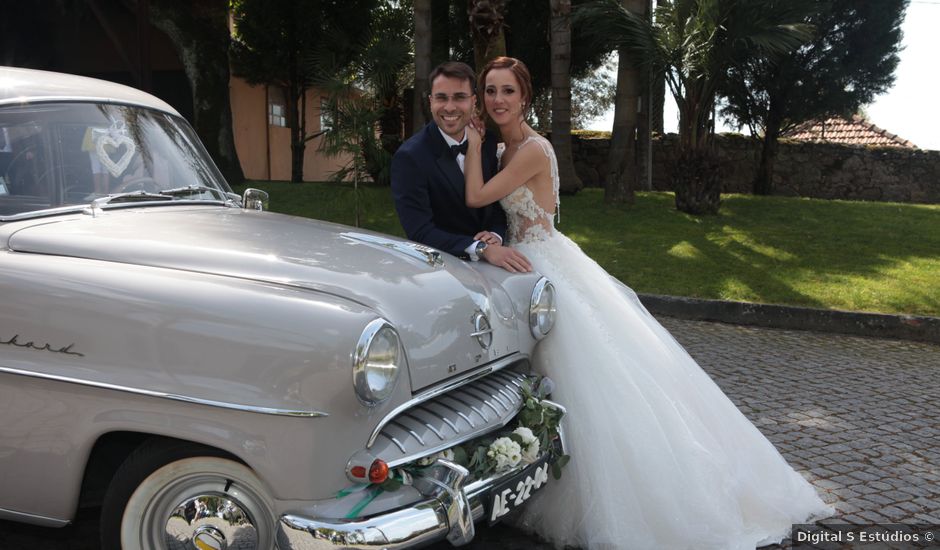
<box><xmin>481</xmin><ymin>244</ymin><xmax>532</xmax><ymax>273</ymax></box>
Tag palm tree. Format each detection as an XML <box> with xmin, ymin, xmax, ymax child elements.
<box><xmin>550</xmin><ymin>0</ymin><xmax>583</xmax><ymax>194</ymax></box>
<box><xmin>578</xmin><ymin>0</ymin><xmax>811</xmax><ymax>214</ymax></box>
<box><xmin>413</xmin><ymin>0</ymin><xmax>432</xmax><ymax>134</ymax></box>
<box><xmin>605</xmin><ymin>0</ymin><xmax>647</xmax><ymax>204</ymax></box>
<box><xmin>469</xmin><ymin>0</ymin><xmax>507</xmax><ymax>69</ymax></box>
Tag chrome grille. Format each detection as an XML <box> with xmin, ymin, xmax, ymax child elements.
<box><xmin>372</xmin><ymin>369</ymin><xmax>529</xmax><ymax>467</ymax></box>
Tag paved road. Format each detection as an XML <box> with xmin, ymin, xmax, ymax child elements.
<box><xmin>3</xmin><ymin>317</ymin><xmax>938</xmax><ymax>549</ymax></box>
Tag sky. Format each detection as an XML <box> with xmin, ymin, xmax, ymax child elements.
<box><xmin>588</xmin><ymin>1</ymin><xmax>940</xmax><ymax>151</ymax></box>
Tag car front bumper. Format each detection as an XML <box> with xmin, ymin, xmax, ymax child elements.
<box><xmin>276</xmin><ymin>415</ymin><xmax>566</xmax><ymax>550</ymax></box>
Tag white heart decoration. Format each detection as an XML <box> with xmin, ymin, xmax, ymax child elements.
<box><xmin>95</xmin><ymin>134</ymin><xmax>137</xmax><ymax>177</ymax></box>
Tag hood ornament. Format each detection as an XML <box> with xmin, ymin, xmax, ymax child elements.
<box><xmin>471</xmin><ymin>312</ymin><xmax>493</xmax><ymax>350</ymax></box>
<box><xmin>342</xmin><ymin>232</ymin><xmax>444</xmax><ymax>267</ymax></box>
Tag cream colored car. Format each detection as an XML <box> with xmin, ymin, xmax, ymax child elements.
<box><xmin>0</xmin><ymin>66</ymin><xmax>563</xmax><ymax>549</ymax></box>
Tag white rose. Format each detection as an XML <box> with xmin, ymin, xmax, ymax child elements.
<box><xmin>487</xmin><ymin>437</ymin><xmax>522</xmax><ymax>472</ymax></box>
<box><xmin>521</xmin><ymin>438</ymin><xmax>540</xmax><ymax>463</ymax></box>
<box><xmin>513</xmin><ymin>427</ymin><xmax>537</xmax><ymax>446</ymax></box>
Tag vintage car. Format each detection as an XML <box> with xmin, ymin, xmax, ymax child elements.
<box><xmin>0</xmin><ymin>66</ymin><xmax>563</xmax><ymax>549</ymax></box>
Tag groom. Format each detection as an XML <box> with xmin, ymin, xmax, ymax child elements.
<box><xmin>391</xmin><ymin>61</ymin><xmax>531</xmax><ymax>273</ymax></box>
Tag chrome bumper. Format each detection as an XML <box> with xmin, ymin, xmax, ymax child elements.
<box><xmin>277</xmin><ymin>403</ymin><xmax>567</xmax><ymax>550</ymax></box>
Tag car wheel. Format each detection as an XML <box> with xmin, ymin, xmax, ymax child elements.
<box><xmin>100</xmin><ymin>439</ymin><xmax>277</xmax><ymax>550</ymax></box>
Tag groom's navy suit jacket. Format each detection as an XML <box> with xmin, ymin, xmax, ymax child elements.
<box><xmin>391</xmin><ymin>122</ymin><xmax>506</xmax><ymax>259</ymax></box>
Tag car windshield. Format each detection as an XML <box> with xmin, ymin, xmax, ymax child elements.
<box><xmin>0</xmin><ymin>102</ymin><xmax>232</xmax><ymax>220</ymax></box>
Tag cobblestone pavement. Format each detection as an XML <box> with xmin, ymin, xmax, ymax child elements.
<box><xmin>3</xmin><ymin>318</ymin><xmax>938</xmax><ymax>549</ymax></box>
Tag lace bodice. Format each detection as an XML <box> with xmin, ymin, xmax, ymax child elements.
<box><xmin>497</xmin><ymin>136</ymin><xmax>560</xmax><ymax>244</ymax></box>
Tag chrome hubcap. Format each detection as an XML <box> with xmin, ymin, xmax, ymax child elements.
<box><xmin>165</xmin><ymin>494</ymin><xmax>258</xmax><ymax>549</ymax></box>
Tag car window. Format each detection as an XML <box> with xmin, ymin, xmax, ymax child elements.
<box><xmin>0</xmin><ymin>102</ymin><xmax>232</xmax><ymax>219</ymax></box>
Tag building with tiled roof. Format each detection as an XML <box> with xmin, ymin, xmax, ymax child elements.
<box><xmin>785</xmin><ymin>114</ymin><xmax>918</xmax><ymax>149</ymax></box>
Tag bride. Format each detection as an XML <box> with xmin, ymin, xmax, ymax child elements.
<box><xmin>464</xmin><ymin>56</ymin><xmax>832</xmax><ymax>550</ymax></box>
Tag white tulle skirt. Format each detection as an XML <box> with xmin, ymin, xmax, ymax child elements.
<box><xmin>512</xmin><ymin>232</ymin><xmax>832</xmax><ymax>550</ymax></box>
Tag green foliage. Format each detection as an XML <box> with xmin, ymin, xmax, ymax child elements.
<box><xmin>575</xmin><ymin>0</ymin><xmax>813</xmax><ymax>213</ymax></box>
<box><xmin>720</xmin><ymin>0</ymin><xmax>906</xmax><ymax>137</ymax></box>
<box><xmin>317</xmin><ymin>2</ymin><xmax>413</xmax><ymax>187</ymax></box>
<box><xmin>504</xmin><ymin>0</ymin><xmax>612</xmax><ymax>129</ymax></box>
<box><xmin>235</xmin><ymin>181</ymin><xmax>940</xmax><ymax>317</ymax></box>
<box><xmin>230</xmin><ymin>0</ymin><xmax>379</xmax><ymax>181</ymax></box>
<box><xmin>571</xmin><ymin>57</ymin><xmax>617</xmax><ymax>129</ymax></box>
<box><xmin>718</xmin><ymin>0</ymin><xmax>907</xmax><ymax>194</ymax></box>
<box><xmin>420</xmin><ymin>0</ymin><xmax>610</xmax><ymax>102</ymax></box>
<box><xmin>444</xmin><ymin>375</ymin><xmax>567</xmax><ymax>480</ymax></box>
<box><xmin>231</xmin><ymin>0</ymin><xmax>375</xmax><ymax>88</ymax></box>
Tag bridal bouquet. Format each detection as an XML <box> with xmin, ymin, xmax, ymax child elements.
<box><xmin>421</xmin><ymin>375</ymin><xmax>568</xmax><ymax>480</ymax></box>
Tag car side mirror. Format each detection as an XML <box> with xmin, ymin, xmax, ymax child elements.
<box><xmin>242</xmin><ymin>188</ymin><xmax>269</xmax><ymax>211</ymax></box>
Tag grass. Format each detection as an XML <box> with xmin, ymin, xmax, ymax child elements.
<box><xmin>233</xmin><ymin>181</ymin><xmax>940</xmax><ymax>317</ymax></box>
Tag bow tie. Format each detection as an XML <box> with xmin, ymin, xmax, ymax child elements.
<box><xmin>450</xmin><ymin>141</ymin><xmax>468</xmax><ymax>158</ymax></box>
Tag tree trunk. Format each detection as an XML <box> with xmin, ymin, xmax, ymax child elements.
<box><xmin>468</xmin><ymin>0</ymin><xmax>506</xmax><ymax>71</ymax></box>
<box><xmin>672</xmin><ymin>76</ymin><xmax>720</xmax><ymax>214</ymax></box>
<box><xmin>672</xmin><ymin>150</ymin><xmax>720</xmax><ymax>214</ymax></box>
<box><xmin>605</xmin><ymin>0</ymin><xmax>646</xmax><ymax>203</ymax></box>
<box><xmin>144</xmin><ymin>0</ymin><xmax>245</xmax><ymax>185</ymax></box>
<box><xmin>651</xmin><ymin>70</ymin><xmax>665</xmax><ymax>135</ymax></box>
<box><xmin>754</xmin><ymin>109</ymin><xmax>782</xmax><ymax>195</ymax></box>
<box><xmin>550</xmin><ymin>0</ymin><xmax>583</xmax><ymax>194</ymax></box>
<box><xmin>413</xmin><ymin>0</ymin><xmax>432</xmax><ymax>134</ymax></box>
<box><xmin>430</xmin><ymin>0</ymin><xmax>451</xmax><ymax>68</ymax></box>
<box><xmin>286</xmin><ymin>43</ymin><xmax>305</xmax><ymax>184</ymax></box>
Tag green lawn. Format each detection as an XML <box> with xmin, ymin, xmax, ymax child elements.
<box><xmin>234</xmin><ymin>181</ymin><xmax>940</xmax><ymax>317</ymax></box>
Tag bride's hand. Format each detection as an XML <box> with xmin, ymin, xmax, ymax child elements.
<box><xmin>466</xmin><ymin>121</ymin><xmax>483</xmax><ymax>149</ymax></box>
<box><xmin>474</xmin><ymin>231</ymin><xmax>501</xmax><ymax>245</ymax></box>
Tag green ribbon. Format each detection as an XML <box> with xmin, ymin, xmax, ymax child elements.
<box><xmin>334</xmin><ymin>483</ymin><xmax>370</xmax><ymax>499</ymax></box>
<box><xmin>344</xmin><ymin>486</ymin><xmax>383</xmax><ymax>519</ymax></box>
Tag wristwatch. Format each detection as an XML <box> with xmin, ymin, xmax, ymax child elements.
<box><xmin>475</xmin><ymin>240</ymin><xmax>488</xmax><ymax>258</ymax></box>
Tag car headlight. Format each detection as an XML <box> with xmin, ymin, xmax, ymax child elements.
<box><xmin>353</xmin><ymin>319</ymin><xmax>402</xmax><ymax>406</ymax></box>
<box><xmin>529</xmin><ymin>277</ymin><xmax>556</xmax><ymax>340</ymax></box>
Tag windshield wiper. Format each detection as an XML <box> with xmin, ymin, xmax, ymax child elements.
<box><xmin>92</xmin><ymin>191</ymin><xmax>174</xmax><ymax>206</ymax></box>
<box><xmin>82</xmin><ymin>191</ymin><xmax>173</xmax><ymax>216</ymax></box>
<box><xmin>159</xmin><ymin>185</ymin><xmax>227</xmax><ymax>200</ymax></box>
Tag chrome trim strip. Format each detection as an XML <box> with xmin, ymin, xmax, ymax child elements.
<box><xmin>277</xmin><ymin>448</ymin><xmax>557</xmax><ymax>549</ymax></box>
<box><xmin>423</xmin><ymin>422</ymin><xmax>445</xmax><ymax>440</ymax></box>
<box><xmin>353</xmin><ymin>318</ymin><xmax>402</xmax><ymax>406</ymax></box>
<box><xmin>0</xmin><ymin>507</ymin><xmax>70</xmax><ymax>528</ymax></box>
<box><xmin>455</xmin><ymin>410</ymin><xmax>475</xmax><ymax>428</ymax></box>
<box><xmin>529</xmin><ymin>276</ymin><xmax>556</xmax><ymax>340</ymax></box>
<box><xmin>379</xmin><ymin>433</ymin><xmax>407</xmax><ymax>453</ymax></box>
<box><xmin>384</xmin><ymin>406</ymin><xmax>521</xmax><ymax>468</ymax></box>
<box><xmin>0</xmin><ymin>365</ymin><xmax>328</xmax><ymax>418</ymax></box>
<box><xmin>366</xmin><ymin>354</ymin><xmax>523</xmax><ymax>448</ymax></box>
<box><xmin>496</xmin><ymin>387</ymin><xmax>516</xmax><ymax>402</ymax></box>
<box><xmin>412</xmin><ymin>406</ymin><xmax>446</xmax><ymax>440</ymax></box>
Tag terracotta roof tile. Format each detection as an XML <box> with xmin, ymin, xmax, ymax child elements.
<box><xmin>785</xmin><ymin>115</ymin><xmax>918</xmax><ymax>148</ymax></box>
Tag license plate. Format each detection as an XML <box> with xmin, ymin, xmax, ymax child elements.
<box><xmin>487</xmin><ymin>456</ymin><xmax>551</xmax><ymax>524</ymax></box>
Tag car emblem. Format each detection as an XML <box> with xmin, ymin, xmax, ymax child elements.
<box><xmin>471</xmin><ymin>312</ymin><xmax>493</xmax><ymax>350</ymax></box>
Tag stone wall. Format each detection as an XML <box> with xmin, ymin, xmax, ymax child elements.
<box><xmin>572</xmin><ymin>133</ymin><xmax>940</xmax><ymax>204</ymax></box>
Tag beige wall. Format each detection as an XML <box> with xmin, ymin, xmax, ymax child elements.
<box><xmin>230</xmin><ymin>77</ymin><xmax>351</xmax><ymax>182</ymax></box>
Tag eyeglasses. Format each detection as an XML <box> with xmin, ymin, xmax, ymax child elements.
<box><xmin>430</xmin><ymin>93</ymin><xmax>473</xmax><ymax>104</ymax></box>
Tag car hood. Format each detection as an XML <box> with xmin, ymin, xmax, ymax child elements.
<box><xmin>4</xmin><ymin>206</ymin><xmax>527</xmax><ymax>391</ymax></box>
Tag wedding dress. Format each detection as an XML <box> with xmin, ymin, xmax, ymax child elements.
<box><xmin>500</xmin><ymin>136</ymin><xmax>832</xmax><ymax>549</ymax></box>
